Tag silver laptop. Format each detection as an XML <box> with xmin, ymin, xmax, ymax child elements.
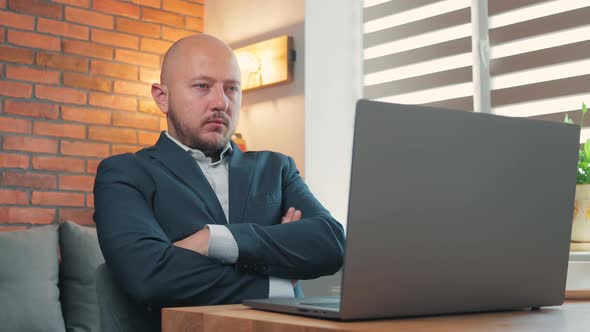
<box><xmin>243</xmin><ymin>99</ymin><xmax>580</xmax><ymax>320</ymax></box>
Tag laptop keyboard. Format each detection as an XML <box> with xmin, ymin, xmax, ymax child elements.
<box><xmin>300</xmin><ymin>301</ymin><xmax>340</xmax><ymax>308</ymax></box>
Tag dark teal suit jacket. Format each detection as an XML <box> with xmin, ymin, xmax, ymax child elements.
<box><xmin>94</xmin><ymin>133</ymin><xmax>345</xmax><ymax>310</ymax></box>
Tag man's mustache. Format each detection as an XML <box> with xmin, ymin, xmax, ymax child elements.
<box><xmin>204</xmin><ymin>113</ymin><xmax>230</xmax><ymax>125</ymax></box>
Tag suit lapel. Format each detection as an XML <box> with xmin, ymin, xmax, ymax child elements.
<box><xmin>228</xmin><ymin>142</ymin><xmax>255</xmax><ymax>223</ymax></box>
<box><xmin>147</xmin><ymin>133</ymin><xmax>227</xmax><ymax>224</ymax></box>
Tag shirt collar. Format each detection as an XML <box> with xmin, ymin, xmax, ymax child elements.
<box><xmin>165</xmin><ymin>131</ymin><xmax>232</xmax><ymax>165</ymax></box>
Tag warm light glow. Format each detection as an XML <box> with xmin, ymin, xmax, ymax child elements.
<box><xmin>365</xmin><ymin>53</ymin><xmax>472</xmax><ymax>86</ymax></box>
<box><xmin>489</xmin><ymin>1</ymin><xmax>590</xmax><ymax>29</ymax></box>
<box><xmin>376</xmin><ymin>82</ymin><xmax>472</xmax><ymax>104</ymax></box>
<box><xmin>364</xmin><ymin>0</ymin><xmax>470</xmax><ymax>34</ymax></box>
<box><xmin>364</xmin><ymin>23</ymin><xmax>471</xmax><ymax>60</ymax></box>
<box><xmin>234</xmin><ymin>36</ymin><xmax>293</xmax><ymax>91</ymax></box>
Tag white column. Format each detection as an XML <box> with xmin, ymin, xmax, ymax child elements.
<box><xmin>304</xmin><ymin>0</ymin><xmax>363</xmax><ymax>225</ymax></box>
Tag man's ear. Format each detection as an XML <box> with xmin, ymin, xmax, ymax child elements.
<box><xmin>151</xmin><ymin>83</ymin><xmax>169</xmax><ymax>115</ymax></box>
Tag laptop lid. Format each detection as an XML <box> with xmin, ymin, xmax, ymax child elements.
<box><xmin>338</xmin><ymin>100</ymin><xmax>579</xmax><ymax>320</ymax></box>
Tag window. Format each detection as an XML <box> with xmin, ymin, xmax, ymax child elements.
<box><xmin>363</xmin><ymin>0</ymin><xmax>590</xmax><ymax>141</ymax></box>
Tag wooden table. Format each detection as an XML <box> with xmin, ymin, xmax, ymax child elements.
<box><xmin>162</xmin><ymin>301</ymin><xmax>590</xmax><ymax>332</ymax></box>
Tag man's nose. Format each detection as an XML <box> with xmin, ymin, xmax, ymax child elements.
<box><xmin>210</xmin><ymin>85</ymin><xmax>229</xmax><ymax>112</ymax></box>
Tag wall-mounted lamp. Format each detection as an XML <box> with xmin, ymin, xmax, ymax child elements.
<box><xmin>234</xmin><ymin>35</ymin><xmax>294</xmax><ymax>91</ymax></box>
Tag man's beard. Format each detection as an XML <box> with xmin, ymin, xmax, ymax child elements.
<box><xmin>168</xmin><ymin>108</ymin><xmax>233</xmax><ymax>157</ymax></box>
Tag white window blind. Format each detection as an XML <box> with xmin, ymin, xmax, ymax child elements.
<box><xmin>488</xmin><ymin>0</ymin><xmax>590</xmax><ymax>142</ymax></box>
<box><xmin>363</xmin><ymin>0</ymin><xmax>474</xmax><ymax>111</ymax></box>
<box><xmin>363</xmin><ymin>0</ymin><xmax>590</xmax><ymax>141</ymax></box>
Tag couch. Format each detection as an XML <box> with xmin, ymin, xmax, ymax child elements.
<box><xmin>0</xmin><ymin>221</ymin><xmax>105</xmax><ymax>332</ymax></box>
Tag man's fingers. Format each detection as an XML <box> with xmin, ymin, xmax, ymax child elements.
<box><xmin>293</xmin><ymin>210</ymin><xmax>302</xmax><ymax>221</ymax></box>
<box><xmin>281</xmin><ymin>207</ymin><xmax>295</xmax><ymax>223</ymax></box>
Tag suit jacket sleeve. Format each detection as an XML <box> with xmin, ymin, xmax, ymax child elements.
<box><xmin>226</xmin><ymin>156</ymin><xmax>346</xmax><ymax>280</ymax></box>
<box><xmin>94</xmin><ymin>154</ymin><xmax>269</xmax><ymax>307</ymax></box>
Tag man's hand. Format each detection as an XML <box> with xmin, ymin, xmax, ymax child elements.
<box><xmin>173</xmin><ymin>227</ymin><xmax>210</xmax><ymax>255</ymax></box>
<box><xmin>281</xmin><ymin>207</ymin><xmax>302</xmax><ymax>224</ymax></box>
<box><xmin>282</xmin><ymin>207</ymin><xmax>302</xmax><ymax>287</ymax></box>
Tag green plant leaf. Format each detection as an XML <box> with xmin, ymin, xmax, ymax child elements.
<box><xmin>564</xmin><ymin>113</ymin><xmax>574</xmax><ymax>124</ymax></box>
<box><xmin>585</xmin><ymin>139</ymin><xmax>590</xmax><ymax>162</ymax></box>
<box><xmin>583</xmin><ymin>102</ymin><xmax>587</xmax><ymax>115</ymax></box>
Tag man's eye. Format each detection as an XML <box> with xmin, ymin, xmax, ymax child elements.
<box><xmin>194</xmin><ymin>84</ymin><xmax>209</xmax><ymax>89</ymax></box>
<box><xmin>227</xmin><ymin>86</ymin><xmax>240</xmax><ymax>93</ymax></box>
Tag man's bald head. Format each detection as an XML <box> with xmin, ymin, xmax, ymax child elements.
<box><xmin>160</xmin><ymin>34</ymin><xmax>240</xmax><ymax>85</ymax></box>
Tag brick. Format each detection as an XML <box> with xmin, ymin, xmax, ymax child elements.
<box><xmin>4</xmin><ymin>100</ymin><xmax>59</xmax><ymax>119</ymax></box>
<box><xmin>116</xmin><ymin>17</ymin><xmax>161</xmax><ymax>38</ymax></box>
<box><xmin>32</xmin><ymin>155</ymin><xmax>85</xmax><ymax>172</ymax></box>
<box><xmin>115</xmin><ymin>49</ymin><xmax>160</xmax><ymax>68</ymax></box>
<box><xmin>185</xmin><ymin>17</ymin><xmax>203</xmax><ymax>32</ymax></box>
<box><xmin>111</xmin><ymin>144</ymin><xmax>142</xmax><ymax>155</ymax></box>
<box><xmin>59</xmin><ymin>174</ymin><xmax>94</xmax><ymax>191</ymax></box>
<box><xmin>140</xmin><ymin>67</ymin><xmax>160</xmax><ymax>83</ymax></box>
<box><xmin>33</xmin><ymin>121</ymin><xmax>86</xmax><ymax>139</ymax></box>
<box><xmin>2</xmin><ymin>136</ymin><xmax>58</xmax><ymax>154</ymax></box>
<box><xmin>114</xmin><ymin>80</ymin><xmax>151</xmax><ymax>97</ymax></box>
<box><xmin>63</xmin><ymin>40</ymin><xmax>113</xmax><ymax>60</ymax></box>
<box><xmin>0</xmin><ymin>116</ymin><xmax>32</xmax><ymax>134</ymax></box>
<box><xmin>139</xmin><ymin>99</ymin><xmax>161</xmax><ymax>114</ymax></box>
<box><xmin>0</xmin><ymin>153</ymin><xmax>29</xmax><ymax>168</ymax></box>
<box><xmin>37</xmin><ymin>18</ymin><xmax>89</xmax><ymax>40</ymax></box>
<box><xmin>8</xmin><ymin>0</ymin><xmax>62</xmax><ymax>19</ymax></box>
<box><xmin>0</xmin><ymin>10</ymin><xmax>35</xmax><ymax>30</ymax></box>
<box><xmin>86</xmin><ymin>159</ymin><xmax>101</xmax><ymax>174</ymax></box>
<box><xmin>91</xmin><ymin>29</ymin><xmax>139</xmax><ymax>49</ymax></box>
<box><xmin>138</xmin><ymin>130</ymin><xmax>159</xmax><ymax>145</ymax></box>
<box><xmin>32</xmin><ymin>191</ymin><xmax>85</xmax><ymax>207</ymax></box>
<box><xmin>1</xmin><ymin>171</ymin><xmax>57</xmax><ymax>189</ymax></box>
<box><xmin>63</xmin><ymin>72</ymin><xmax>112</xmax><ymax>92</ymax></box>
<box><xmin>0</xmin><ymin>27</ymin><xmax>4</xmax><ymax>42</ymax></box>
<box><xmin>140</xmin><ymin>37</ymin><xmax>172</xmax><ymax>54</ymax></box>
<box><xmin>0</xmin><ymin>46</ymin><xmax>34</xmax><ymax>64</ymax></box>
<box><xmin>5</xmin><ymin>65</ymin><xmax>59</xmax><ymax>84</ymax></box>
<box><xmin>86</xmin><ymin>193</ymin><xmax>94</xmax><ymax>207</ymax></box>
<box><xmin>65</xmin><ymin>7</ymin><xmax>113</xmax><ymax>29</ymax></box>
<box><xmin>162</xmin><ymin>0</ymin><xmax>203</xmax><ymax>17</ymax></box>
<box><xmin>7</xmin><ymin>30</ymin><xmax>61</xmax><ymax>51</ymax></box>
<box><xmin>89</xmin><ymin>92</ymin><xmax>137</xmax><ymax>111</ymax></box>
<box><xmin>0</xmin><ymin>189</ymin><xmax>28</xmax><ymax>205</ymax></box>
<box><xmin>162</xmin><ymin>26</ymin><xmax>195</xmax><ymax>42</ymax></box>
<box><xmin>0</xmin><ymin>81</ymin><xmax>32</xmax><ymax>98</ymax></box>
<box><xmin>61</xmin><ymin>140</ymin><xmax>110</xmax><ymax>157</ymax></box>
<box><xmin>89</xmin><ymin>126</ymin><xmax>137</xmax><ymax>144</ymax></box>
<box><xmin>36</xmin><ymin>85</ymin><xmax>87</xmax><ymax>105</ymax></box>
<box><xmin>91</xmin><ymin>60</ymin><xmax>138</xmax><ymax>80</ymax></box>
<box><xmin>160</xmin><ymin>117</ymin><xmax>167</xmax><ymax>131</ymax></box>
<box><xmin>59</xmin><ymin>208</ymin><xmax>94</xmax><ymax>225</ymax></box>
<box><xmin>37</xmin><ymin>52</ymin><xmax>88</xmax><ymax>72</ymax></box>
<box><xmin>132</xmin><ymin>0</ymin><xmax>160</xmax><ymax>8</ymax></box>
<box><xmin>142</xmin><ymin>7</ymin><xmax>183</xmax><ymax>27</ymax></box>
<box><xmin>113</xmin><ymin>112</ymin><xmax>159</xmax><ymax>130</ymax></box>
<box><xmin>0</xmin><ymin>207</ymin><xmax>55</xmax><ymax>224</ymax></box>
<box><xmin>93</xmin><ymin>0</ymin><xmax>139</xmax><ymax>19</ymax></box>
<box><xmin>61</xmin><ymin>106</ymin><xmax>111</xmax><ymax>125</ymax></box>
<box><xmin>52</xmin><ymin>0</ymin><xmax>90</xmax><ymax>7</ymax></box>
<box><xmin>0</xmin><ymin>0</ymin><xmax>5</xmax><ymax>8</ymax></box>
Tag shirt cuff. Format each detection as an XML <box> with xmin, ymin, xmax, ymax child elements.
<box><xmin>268</xmin><ymin>277</ymin><xmax>295</xmax><ymax>298</ymax></box>
<box><xmin>205</xmin><ymin>224</ymin><xmax>239</xmax><ymax>264</ymax></box>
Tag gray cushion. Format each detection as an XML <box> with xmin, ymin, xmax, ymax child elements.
<box><xmin>59</xmin><ymin>221</ymin><xmax>105</xmax><ymax>332</ymax></box>
<box><xmin>0</xmin><ymin>225</ymin><xmax>66</xmax><ymax>332</ymax></box>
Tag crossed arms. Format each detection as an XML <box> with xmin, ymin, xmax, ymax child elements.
<box><xmin>93</xmin><ymin>154</ymin><xmax>345</xmax><ymax>308</ymax></box>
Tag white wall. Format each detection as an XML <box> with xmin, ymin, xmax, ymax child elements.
<box><xmin>205</xmin><ymin>0</ymin><xmax>305</xmax><ymax>174</ymax></box>
<box><xmin>305</xmin><ymin>0</ymin><xmax>363</xmax><ymax>225</ymax></box>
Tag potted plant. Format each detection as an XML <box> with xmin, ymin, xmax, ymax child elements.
<box><xmin>565</xmin><ymin>102</ymin><xmax>590</xmax><ymax>242</ymax></box>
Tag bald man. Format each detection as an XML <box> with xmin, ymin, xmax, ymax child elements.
<box><xmin>93</xmin><ymin>34</ymin><xmax>345</xmax><ymax>322</ymax></box>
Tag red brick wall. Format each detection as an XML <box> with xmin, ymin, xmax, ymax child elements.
<box><xmin>0</xmin><ymin>0</ymin><xmax>204</xmax><ymax>229</ymax></box>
